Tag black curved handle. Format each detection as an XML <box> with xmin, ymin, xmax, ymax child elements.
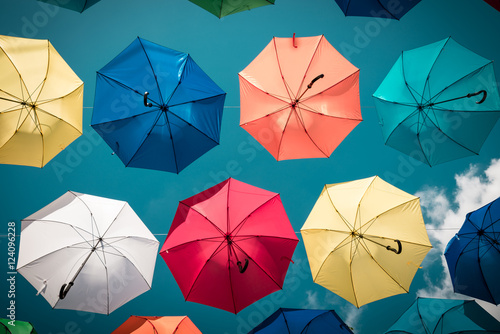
<box><xmin>468</xmin><ymin>90</ymin><xmax>487</xmax><ymax>104</ymax></box>
<box><xmin>386</xmin><ymin>239</ymin><xmax>402</xmax><ymax>254</ymax></box>
<box><xmin>307</xmin><ymin>74</ymin><xmax>325</xmax><ymax>89</ymax></box>
<box><xmin>59</xmin><ymin>282</ymin><xmax>74</xmax><ymax>299</ymax></box>
<box><xmin>144</xmin><ymin>92</ymin><xmax>153</xmax><ymax>107</ymax></box>
<box><xmin>237</xmin><ymin>259</ymin><xmax>249</xmax><ymax>273</ymax></box>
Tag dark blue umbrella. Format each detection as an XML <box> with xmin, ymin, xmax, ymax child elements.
<box><xmin>37</xmin><ymin>0</ymin><xmax>101</xmax><ymax>13</ymax></box>
<box><xmin>333</xmin><ymin>0</ymin><xmax>421</xmax><ymax>19</ymax></box>
<box><xmin>248</xmin><ymin>308</ymin><xmax>353</xmax><ymax>334</ymax></box>
<box><xmin>91</xmin><ymin>37</ymin><xmax>226</xmax><ymax>173</ymax></box>
<box><xmin>445</xmin><ymin>197</ymin><xmax>500</xmax><ymax>305</ymax></box>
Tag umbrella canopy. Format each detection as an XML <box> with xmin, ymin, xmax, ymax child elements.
<box><xmin>333</xmin><ymin>0</ymin><xmax>421</xmax><ymax>19</ymax></box>
<box><xmin>239</xmin><ymin>34</ymin><xmax>361</xmax><ymax>161</ymax></box>
<box><xmin>301</xmin><ymin>176</ymin><xmax>432</xmax><ymax>308</ymax></box>
<box><xmin>91</xmin><ymin>37</ymin><xmax>226</xmax><ymax>173</ymax></box>
<box><xmin>112</xmin><ymin>316</ymin><xmax>201</xmax><ymax>334</ymax></box>
<box><xmin>0</xmin><ymin>35</ymin><xmax>83</xmax><ymax>167</ymax></box>
<box><xmin>385</xmin><ymin>297</ymin><xmax>500</xmax><ymax>333</ymax></box>
<box><xmin>160</xmin><ymin>178</ymin><xmax>299</xmax><ymax>313</ymax></box>
<box><xmin>373</xmin><ymin>37</ymin><xmax>500</xmax><ymax>166</ymax></box>
<box><xmin>16</xmin><ymin>191</ymin><xmax>159</xmax><ymax>314</ymax></box>
<box><xmin>248</xmin><ymin>308</ymin><xmax>354</xmax><ymax>334</ymax></box>
<box><xmin>187</xmin><ymin>0</ymin><xmax>275</xmax><ymax>18</ymax></box>
<box><xmin>37</xmin><ymin>0</ymin><xmax>101</xmax><ymax>13</ymax></box>
<box><xmin>0</xmin><ymin>319</ymin><xmax>37</xmax><ymax>334</ymax></box>
<box><xmin>484</xmin><ymin>0</ymin><xmax>500</xmax><ymax>11</ymax></box>
<box><xmin>445</xmin><ymin>196</ymin><xmax>500</xmax><ymax>305</ymax></box>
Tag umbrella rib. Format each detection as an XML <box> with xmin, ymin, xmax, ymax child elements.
<box><xmin>238</xmin><ymin>75</ymin><xmax>291</xmax><ymax>104</ymax></box>
<box><xmin>295</xmin><ymin>36</ymin><xmax>323</xmax><ymax>99</ymax></box>
<box><xmin>324</xmin><ymin>185</ymin><xmax>355</xmax><ymax>231</ymax></box>
<box><xmin>300</xmin><ymin>70</ymin><xmax>360</xmax><ymax>105</ymax></box>
<box><xmin>400</xmin><ymin>52</ymin><xmax>421</xmax><ymax>105</ymax></box>
<box><xmin>0</xmin><ymin>47</ymin><xmax>31</xmax><ymax>106</ymax></box>
<box><xmin>354</xmin><ymin>176</ymin><xmax>377</xmax><ymax>232</ymax></box>
<box><xmin>358</xmin><ymin>197</ymin><xmax>418</xmax><ymax>233</ymax></box>
<box><xmin>229</xmin><ymin>194</ymin><xmax>278</xmax><ymax>236</ymax></box>
<box><xmin>273</xmin><ymin>38</ymin><xmax>295</xmax><ymax>102</ymax></box>
<box><xmin>227</xmin><ymin>240</ymin><xmax>238</xmax><ymax>313</ymax></box>
<box><xmin>297</xmin><ymin>102</ymin><xmax>363</xmax><ymax>121</ymax></box>
<box><xmin>476</xmin><ymin>235</ymin><xmax>498</xmax><ymax>303</ymax></box>
<box><xmin>163</xmin><ymin>111</ymin><xmax>181</xmax><ymax>173</ymax></box>
<box><xmin>372</xmin><ymin>96</ymin><xmax>419</xmax><ymax>108</ymax></box>
<box><xmin>100</xmin><ymin>202</ymin><xmax>128</xmax><ymax>238</ymax></box>
<box><xmin>415</xmin><ymin>299</ymin><xmax>432</xmax><ymax>334</ymax></box>
<box><xmin>239</xmin><ymin>104</ymin><xmax>291</xmax><ymax>126</ymax></box>
<box><xmin>430</xmin><ymin>62</ymin><xmax>494</xmax><ymax>106</ymax></box>
<box><xmin>420</xmin><ymin>38</ymin><xmax>451</xmax><ymax>106</ymax></box>
<box><xmin>0</xmin><ymin>107</ymin><xmax>35</xmax><ymax>153</ymax></box>
<box><xmin>162</xmin><ymin>236</ymin><xmax>225</xmax><ymax>253</ymax></box>
<box><xmin>69</xmin><ymin>190</ymin><xmax>103</xmax><ymax>238</ymax></box>
<box><xmin>362</xmin><ymin>234</ymin><xmax>432</xmax><ymax>248</ymax></box>
<box><xmin>375</xmin><ymin>0</ymin><xmax>398</xmax><ymax>19</ymax></box>
<box><xmin>138</xmin><ymin>38</ymin><xmax>164</xmax><ymax>103</ymax></box>
<box><xmin>179</xmin><ymin>201</ymin><xmax>226</xmax><ymax>236</ymax></box>
<box><xmin>167</xmin><ymin>109</ymin><xmax>220</xmax><ymax>146</ymax></box>
<box><xmin>294</xmin><ymin>106</ymin><xmax>330</xmax><ymax>158</ymax></box>
<box><xmin>91</xmin><ymin>108</ymin><xmax>160</xmax><ymax>126</ymax></box>
<box><xmin>350</xmin><ymin>237</ymin><xmax>362</xmax><ymax>307</ymax></box>
<box><xmin>415</xmin><ymin>133</ymin><xmax>432</xmax><ymax>166</ymax></box>
<box><xmin>184</xmin><ymin>240</ymin><xmax>228</xmax><ymax>302</ymax></box>
<box><xmin>35</xmin><ymin>106</ymin><xmax>82</xmax><ymax>135</ymax></box>
<box><xmin>358</xmin><ymin>237</ymin><xmax>409</xmax><ymax>292</ymax></box>
<box><xmin>276</xmin><ymin>109</ymin><xmax>296</xmax><ymax>160</ymax></box>
<box><xmin>312</xmin><ymin>233</ymin><xmax>352</xmax><ymax>282</ymax></box>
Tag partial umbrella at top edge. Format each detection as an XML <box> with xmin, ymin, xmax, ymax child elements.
<box><xmin>333</xmin><ymin>0</ymin><xmax>422</xmax><ymax>19</ymax></box>
<box><xmin>111</xmin><ymin>315</ymin><xmax>202</xmax><ymax>334</ymax></box>
<box><xmin>91</xmin><ymin>37</ymin><xmax>226</xmax><ymax>173</ymax></box>
<box><xmin>373</xmin><ymin>37</ymin><xmax>500</xmax><ymax>166</ymax></box>
<box><xmin>187</xmin><ymin>0</ymin><xmax>275</xmax><ymax>18</ymax></box>
<box><xmin>239</xmin><ymin>34</ymin><xmax>362</xmax><ymax>161</ymax></box>
<box><xmin>37</xmin><ymin>0</ymin><xmax>102</xmax><ymax>13</ymax></box>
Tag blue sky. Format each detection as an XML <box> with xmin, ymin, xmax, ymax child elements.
<box><xmin>1</xmin><ymin>0</ymin><xmax>500</xmax><ymax>333</ymax></box>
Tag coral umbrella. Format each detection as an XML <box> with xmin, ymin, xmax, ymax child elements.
<box><xmin>239</xmin><ymin>34</ymin><xmax>361</xmax><ymax>161</ymax></box>
<box><xmin>385</xmin><ymin>297</ymin><xmax>500</xmax><ymax>333</ymax></box>
<box><xmin>301</xmin><ymin>176</ymin><xmax>432</xmax><ymax>308</ymax></box>
<box><xmin>160</xmin><ymin>178</ymin><xmax>298</xmax><ymax>313</ymax></box>
<box><xmin>92</xmin><ymin>37</ymin><xmax>226</xmax><ymax>173</ymax></box>
<box><xmin>373</xmin><ymin>37</ymin><xmax>500</xmax><ymax>166</ymax></box>
<box><xmin>248</xmin><ymin>308</ymin><xmax>354</xmax><ymax>333</ymax></box>
<box><xmin>16</xmin><ymin>191</ymin><xmax>159</xmax><ymax>314</ymax></box>
<box><xmin>0</xmin><ymin>35</ymin><xmax>83</xmax><ymax>167</ymax></box>
<box><xmin>186</xmin><ymin>0</ymin><xmax>275</xmax><ymax>18</ymax></box>
<box><xmin>445</xmin><ymin>196</ymin><xmax>500</xmax><ymax>305</ymax></box>
<box><xmin>112</xmin><ymin>316</ymin><xmax>201</xmax><ymax>334</ymax></box>
<box><xmin>37</xmin><ymin>0</ymin><xmax>101</xmax><ymax>13</ymax></box>
<box><xmin>333</xmin><ymin>0</ymin><xmax>421</xmax><ymax>19</ymax></box>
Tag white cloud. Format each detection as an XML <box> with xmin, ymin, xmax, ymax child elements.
<box><xmin>303</xmin><ymin>290</ymin><xmax>321</xmax><ymax>309</ymax></box>
<box><xmin>416</xmin><ymin>158</ymin><xmax>500</xmax><ymax>320</ymax></box>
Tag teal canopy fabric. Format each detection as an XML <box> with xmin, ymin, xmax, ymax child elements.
<box><xmin>37</xmin><ymin>0</ymin><xmax>101</xmax><ymax>13</ymax></box>
<box><xmin>373</xmin><ymin>37</ymin><xmax>500</xmax><ymax>166</ymax></box>
<box><xmin>385</xmin><ymin>297</ymin><xmax>500</xmax><ymax>333</ymax></box>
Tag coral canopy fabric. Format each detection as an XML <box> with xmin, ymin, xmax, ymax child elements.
<box><xmin>160</xmin><ymin>178</ymin><xmax>298</xmax><ymax>313</ymax></box>
<box><xmin>0</xmin><ymin>35</ymin><xmax>83</xmax><ymax>167</ymax></box>
<box><xmin>239</xmin><ymin>35</ymin><xmax>361</xmax><ymax>161</ymax></box>
<box><xmin>112</xmin><ymin>316</ymin><xmax>201</xmax><ymax>334</ymax></box>
<box><xmin>301</xmin><ymin>176</ymin><xmax>432</xmax><ymax>307</ymax></box>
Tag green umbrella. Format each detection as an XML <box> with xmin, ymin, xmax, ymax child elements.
<box><xmin>0</xmin><ymin>319</ymin><xmax>37</xmax><ymax>334</ymax></box>
<box><xmin>187</xmin><ymin>0</ymin><xmax>275</xmax><ymax>18</ymax></box>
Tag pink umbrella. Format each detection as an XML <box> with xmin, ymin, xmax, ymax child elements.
<box><xmin>160</xmin><ymin>178</ymin><xmax>298</xmax><ymax>313</ymax></box>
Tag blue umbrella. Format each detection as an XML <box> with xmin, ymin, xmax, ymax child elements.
<box><xmin>333</xmin><ymin>0</ymin><xmax>421</xmax><ymax>19</ymax></box>
<box><xmin>37</xmin><ymin>0</ymin><xmax>101</xmax><ymax>13</ymax></box>
<box><xmin>445</xmin><ymin>197</ymin><xmax>500</xmax><ymax>305</ymax></box>
<box><xmin>248</xmin><ymin>308</ymin><xmax>353</xmax><ymax>334</ymax></box>
<box><xmin>91</xmin><ymin>37</ymin><xmax>226</xmax><ymax>173</ymax></box>
<box><xmin>385</xmin><ymin>297</ymin><xmax>500</xmax><ymax>333</ymax></box>
<box><xmin>373</xmin><ymin>37</ymin><xmax>500</xmax><ymax>166</ymax></box>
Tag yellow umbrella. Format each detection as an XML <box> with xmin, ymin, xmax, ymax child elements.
<box><xmin>0</xmin><ymin>35</ymin><xmax>83</xmax><ymax>167</ymax></box>
<box><xmin>300</xmin><ymin>176</ymin><xmax>432</xmax><ymax>308</ymax></box>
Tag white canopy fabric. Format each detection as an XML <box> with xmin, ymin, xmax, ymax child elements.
<box><xmin>17</xmin><ymin>191</ymin><xmax>159</xmax><ymax>314</ymax></box>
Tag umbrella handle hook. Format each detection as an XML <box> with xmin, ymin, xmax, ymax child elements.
<box><xmin>307</xmin><ymin>74</ymin><xmax>325</xmax><ymax>89</ymax></box>
<box><xmin>468</xmin><ymin>90</ymin><xmax>487</xmax><ymax>104</ymax></box>
<box><xmin>144</xmin><ymin>92</ymin><xmax>153</xmax><ymax>107</ymax></box>
<box><xmin>292</xmin><ymin>33</ymin><xmax>297</xmax><ymax>48</ymax></box>
<box><xmin>386</xmin><ymin>239</ymin><xmax>402</xmax><ymax>254</ymax></box>
<box><xmin>59</xmin><ymin>282</ymin><xmax>74</xmax><ymax>299</ymax></box>
<box><xmin>237</xmin><ymin>259</ymin><xmax>249</xmax><ymax>273</ymax></box>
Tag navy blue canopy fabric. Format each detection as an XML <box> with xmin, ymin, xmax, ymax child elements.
<box><xmin>445</xmin><ymin>197</ymin><xmax>500</xmax><ymax>304</ymax></box>
<box><xmin>248</xmin><ymin>308</ymin><xmax>353</xmax><ymax>334</ymax></box>
<box><xmin>334</xmin><ymin>0</ymin><xmax>421</xmax><ymax>19</ymax></box>
<box><xmin>92</xmin><ymin>37</ymin><xmax>226</xmax><ymax>173</ymax></box>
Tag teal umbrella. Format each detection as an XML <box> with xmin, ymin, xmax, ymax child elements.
<box><xmin>385</xmin><ymin>297</ymin><xmax>500</xmax><ymax>333</ymax></box>
<box><xmin>0</xmin><ymin>319</ymin><xmax>37</xmax><ymax>334</ymax></box>
<box><xmin>373</xmin><ymin>37</ymin><xmax>500</xmax><ymax>166</ymax></box>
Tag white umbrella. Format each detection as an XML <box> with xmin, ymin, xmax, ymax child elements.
<box><xmin>16</xmin><ymin>191</ymin><xmax>159</xmax><ymax>314</ymax></box>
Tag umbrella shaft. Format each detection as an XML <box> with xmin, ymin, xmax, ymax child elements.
<box><xmin>68</xmin><ymin>239</ymin><xmax>102</xmax><ymax>285</ymax></box>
